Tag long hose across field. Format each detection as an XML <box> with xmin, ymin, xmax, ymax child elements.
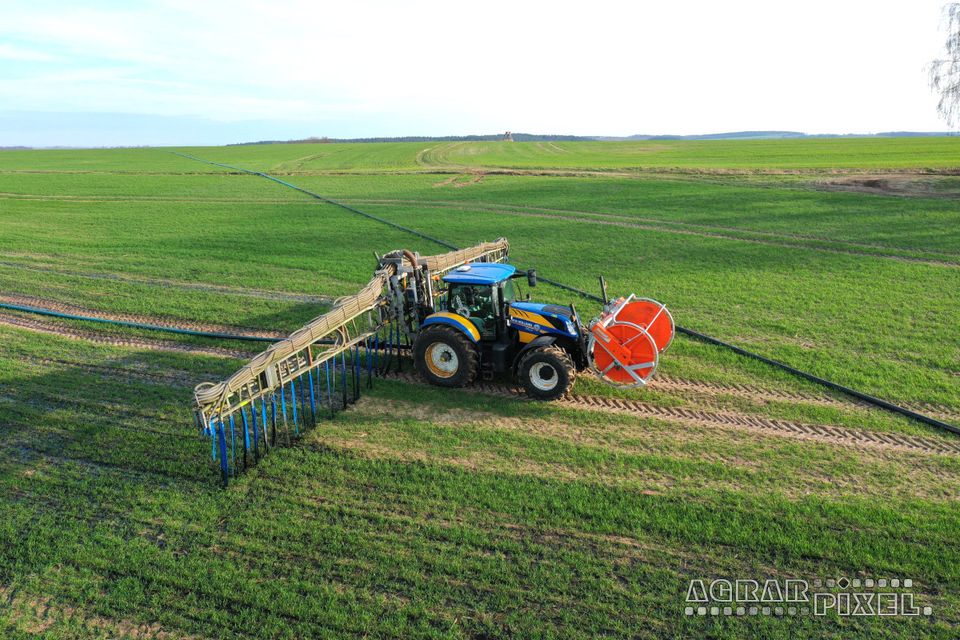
<box><xmin>6</xmin><ymin>153</ymin><xmax>953</xmax><ymax>437</ymax></box>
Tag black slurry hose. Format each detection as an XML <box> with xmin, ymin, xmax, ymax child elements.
<box><xmin>35</xmin><ymin>150</ymin><xmax>929</xmax><ymax>438</ymax></box>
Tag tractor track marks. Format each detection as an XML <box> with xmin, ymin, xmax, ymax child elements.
<box><xmin>4</xmin><ymin>316</ymin><xmax>956</xmax><ymax>455</ymax></box>
<box><xmin>385</xmin><ymin>372</ymin><xmax>960</xmax><ymax>457</ymax></box>
<box><xmin>0</xmin><ymin>293</ymin><xmax>285</xmax><ymax>340</ymax></box>
<box><xmin>558</xmin><ymin>394</ymin><xmax>960</xmax><ymax>456</ymax></box>
<box><xmin>0</xmin><ymin>259</ymin><xmax>332</xmax><ymax>304</ymax></box>
<box><xmin>346</xmin><ymin>198</ymin><xmax>960</xmax><ymax>267</ymax></box>
<box><xmin>653</xmin><ymin>373</ymin><xmax>867</xmax><ymax>409</ymax></box>
<box><xmin>656</xmin><ymin>375</ymin><xmax>960</xmax><ymax>422</ymax></box>
<box><xmin>0</xmin><ymin>312</ymin><xmax>250</xmax><ymax>359</ymax></box>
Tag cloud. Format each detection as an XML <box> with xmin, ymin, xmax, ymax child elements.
<box><xmin>0</xmin><ymin>43</ymin><xmax>61</xmax><ymax>62</ymax></box>
<box><xmin>0</xmin><ymin>0</ymin><xmax>949</xmax><ymax>140</ymax></box>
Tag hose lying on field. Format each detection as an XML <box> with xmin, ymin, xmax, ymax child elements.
<box><xmin>16</xmin><ymin>152</ymin><xmax>950</xmax><ymax>438</ymax></box>
<box><xmin>0</xmin><ymin>301</ymin><xmax>278</xmax><ymax>342</ymax></box>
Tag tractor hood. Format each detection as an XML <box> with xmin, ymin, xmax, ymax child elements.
<box><xmin>510</xmin><ymin>301</ymin><xmax>574</xmax><ymax>320</ymax></box>
<box><xmin>508</xmin><ymin>301</ymin><xmax>579</xmax><ymax>339</ymax></box>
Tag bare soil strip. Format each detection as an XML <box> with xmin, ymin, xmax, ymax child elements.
<box><xmin>453</xmin><ymin>173</ymin><xmax>485</xmax><ymax>187</ymax></box>
<box><xmin>431</xmin><ymin>175</ymin><xmax>459</xmax><ymax>187</ymax></box>
<box><xmin>0</xmin><ymin>313</ymin><xmax>248</xmax><ymax>359</ymax></box>
<box><xmin>411</xmin><ymin>150</ymin><xmax>960</xmax><ymax>178</ymax></box>
<box><xmin>0</xmin><ymin>293</ymin><xmax>284</xmax><ymax>339</ymax></box>
<box><xmin>813</xmin><ymin>175</ymin><xmax>960</xmax><ymax>198</ymax></box>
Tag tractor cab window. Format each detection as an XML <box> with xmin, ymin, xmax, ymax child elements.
<box><xmin>501</xmin><ymin>278</ymin><xmax>518</xmax><ymax>303</ymax></box>
<box><xmin>448</xmin><ymin>284</ymin><xmax>496</xmax><ymax>338</ymax></box>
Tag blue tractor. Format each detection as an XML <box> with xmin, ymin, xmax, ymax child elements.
<box><xmin>411</xmin><ymin>262</ymin><xmax>587</xmax><ymax>400</ymax></box>
<box><xmin>374</xmin><ymin>241</ymin><xmax>673</xmax><ymax>400</ymax></box>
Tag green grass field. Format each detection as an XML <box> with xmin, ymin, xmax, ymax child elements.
<box><xmin>1</xmin><ymin>139</ymin><xmax>958</xmax><ymax>638</ymax></box>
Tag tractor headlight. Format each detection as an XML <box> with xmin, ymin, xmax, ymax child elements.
<box><xmin>564</xmin><ymin>319</ymin><xmax>577</xmax><ymax>335</ymax></box>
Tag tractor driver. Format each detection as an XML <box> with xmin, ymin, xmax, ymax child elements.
<box><xmin>450</xmin><ymin>284</ymin><xmax>496</xmax><ymax>337</ymax></box>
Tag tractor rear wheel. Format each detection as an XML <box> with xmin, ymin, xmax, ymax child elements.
<box><xmin>517</xmin><ymin>345</ymin><xmax>576</xmax><ymax>400</ymax></box>
<box><xmin>413</xmin><ymin>326</ymin><xmax>479</xmax><ymax>388</ymax></box>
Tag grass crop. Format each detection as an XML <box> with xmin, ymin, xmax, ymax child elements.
<box><xmin>0</xmin><ymin>139</ymin><xmax>958</xmax><ymax>638</ymax></box>
<box><xmin>1</xmin><ymin>332</ymin><xmax>958</xmax><ymax>638</ymax></box>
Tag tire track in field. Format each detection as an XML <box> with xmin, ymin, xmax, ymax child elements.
<box><xmin>6</xmin><ymin>315</ymin><xmax>956</xmax><ymax>454</ymax></box>
<box><xmin>0</xmin><ymin>312</ymin><xmax>249</xmax><ymax>359</ymax></box>
<box><xmin>384</xmin><ymin>372</ymin><xmax>960</xmax><ymax>456</ymax></box>
<box><xmin>560</xmin><ymin>393</ymin><xmax>960</xmax><ymax>455</ymax></box>
<box><xmin>346</xmin><ymin>198</ymin><xmax>960</xmax><ymax>267</ymax></box>
<box><xmin>655</xmin><ymin>375</ymin><xmax>960</xmax><ymax>422</ymax></box>
<box><xmin>0</xmin><ymin>259</ymin><xmax>332</xmax><ymax>303</ymax></box>
<box><xmin>654</xmin><ymin>373</ymin><xmax>870</xmax><ymax>409</ymax></box>
<box><xmin>0</xmin><ymin>293</ymin><xmax>286</xmax><ymax>340</ymax></box>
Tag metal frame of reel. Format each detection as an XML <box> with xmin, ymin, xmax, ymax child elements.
<box><xmin>587</xmin><ymin>295</ymin><xmax>675</xmax><ymax>388</ymax></box>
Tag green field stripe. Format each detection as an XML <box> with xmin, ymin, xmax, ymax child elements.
<box><xmin>346</xmin><ymin>197</ymin><xmax>960</xmax><ymax>261</ymax></box>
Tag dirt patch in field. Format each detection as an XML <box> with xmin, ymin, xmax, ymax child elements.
<box><xmin>813</xmin><ymin>174</ymin><xmax>960</xmax><ymax>198</ymax></box>
<box><xmin>432</xmin><ymin>173</ymin><xmax>485</xmax><ymax>188</ymax></box>
<box><xmin>0</xmin><ymin>583</ymin><xmax>200</xmax><ymax>639</ymax></box>
<box><xmin>432</xmin><ymin>175</ymin><xmax>459</xmax><ymax>187</ymax></box>
<box><xmin>453</xmin><ymin>173</ymin><xmax>485</xmax><ymax>187</ymax></box>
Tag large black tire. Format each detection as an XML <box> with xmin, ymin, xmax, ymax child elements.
<box><xmin>413</xmin><ymin>325</ymin><xmax>480</xmax><ymax>388</ymax></box>
<box><xmin>517</xmin><ymin>345</ymin><xmax>576</xmax><ymax>401</ymax></box>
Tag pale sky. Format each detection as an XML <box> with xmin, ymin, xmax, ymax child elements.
<box><xmin>0</xmin><ymin>0</ymin><xmax>952</xmax><ymax>146</ymax></box>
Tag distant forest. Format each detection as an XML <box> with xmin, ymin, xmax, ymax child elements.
<box><xmin>231</xmin><ymin>131</ymin><xmax>953</xmax><ymax>146</ymax></box>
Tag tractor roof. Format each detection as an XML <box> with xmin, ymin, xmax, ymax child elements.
<box><xmin>442</xmin><ymin>262</ymin><xmax>516</xmax><ymax>285</ymax></box>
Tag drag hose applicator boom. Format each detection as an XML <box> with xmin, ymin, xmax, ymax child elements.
<box><xmin>192</xmin><ymin>237</ymin><xmax>674</xmax><ymax>485</ymax></box>
<box><xmin>193</xmin><ymin>239</ymin><xmax>512</xmax><ymax>485</ymax></box>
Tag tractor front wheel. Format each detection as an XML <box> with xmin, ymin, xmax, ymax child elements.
<box><xmin>517</xmin><ymin>345</ymin><xmax>576</xmax><ymax>401</ymax></box>
<box><xmin>413</xmin><ymin>326</ymin><xmax>479</xmax><ymax>388</ymax></box>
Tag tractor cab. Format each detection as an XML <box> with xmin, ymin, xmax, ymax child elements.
<box><xmin>441</xmin><ymin>263</ymin><xmax>516</xmax><ymax>339</ymax></box>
